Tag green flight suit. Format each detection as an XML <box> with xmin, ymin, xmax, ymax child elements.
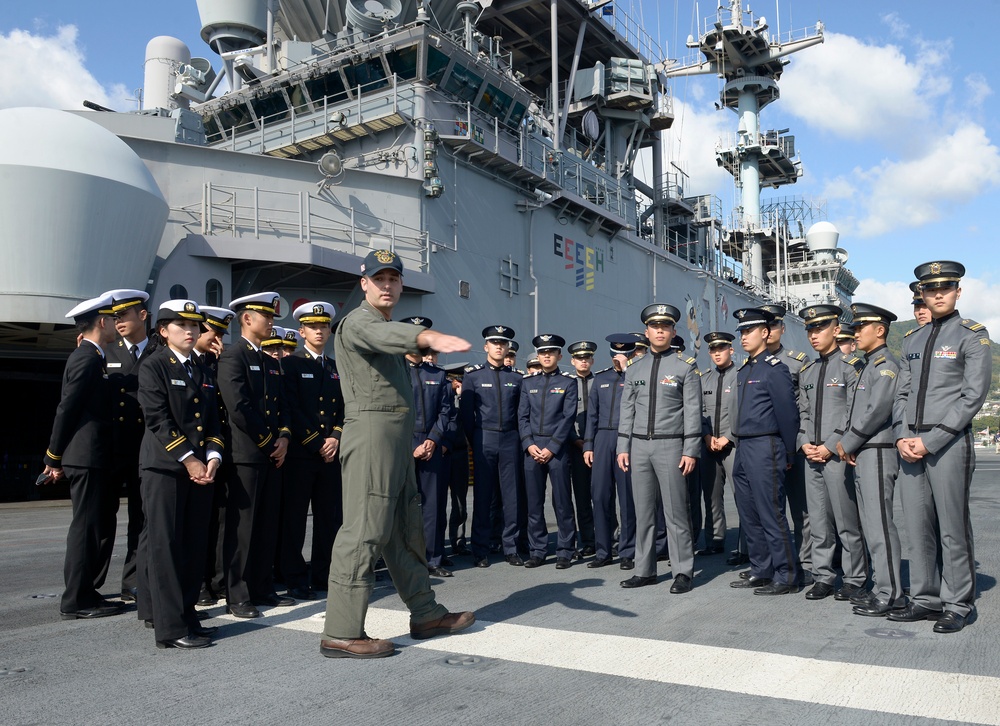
<box><xmin>323</xmin><ymin>300</ymin><xmax>447</xmax><ymax>639</ymax></box>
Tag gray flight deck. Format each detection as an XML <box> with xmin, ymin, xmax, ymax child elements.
<box><xmin>3</xmin><ymin>452</ymin><xmax>999</xmax><ymax>725</ymax></box>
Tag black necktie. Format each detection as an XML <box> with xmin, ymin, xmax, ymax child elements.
<box><xmin>184</xmin><ymin>360</ymin><xmax>194</xmax><ymax>379</ymax></box>
<box><xmin>130</xmin><ymin>346</ymin><xmax>139</xmax><ymax>363</ymax></box>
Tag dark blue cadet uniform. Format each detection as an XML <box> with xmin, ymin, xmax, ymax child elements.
<box><xmin>460</xmin><ymin>363</ymin><xmax>526</xmax><ymax>560</ymax></box>
<box><xmin>732</xmin><ymin>352</ymin><xmax>800</xmax><ymax>586</ymax></box>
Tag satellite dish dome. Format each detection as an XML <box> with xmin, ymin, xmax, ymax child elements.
<box><xmin>0</xmin><ymin>108</ymin><xmax>168</xmax><ymax>324</ymax></box>
<box><xmin>805</xmin><ymin>221</ymin><xmax>839</xmax><ymax>251</ymax></box>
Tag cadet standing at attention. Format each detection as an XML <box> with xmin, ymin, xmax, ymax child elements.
<box><xmin>519</xmin><ymin>334</ymin><xmax>579</xmax><ymax>569</ymax></box>
<box><xmin>697</xmin><ymin>332</ymin><xmax>737</xmax><ymax>556</ymax></box>
<box><xmin>910</xmin><ymin>281</ymin><xmax>932</xmax><ymax>326</ymax></box>
<box><xmin>460</xmin><ymin>326</ymin><xmax>527</xmax><ymax>568</ymax></box>
<box><xmin>797</xmin><ymin>304</ymin><xmax>867</xmax><ymax>602</ymax></box>
<box><xmin>583</xmin><ymin>334</ymin><xmax>637</xmax><ymax>570</ymax></box>
<box><xmin>728</xmin><ymin>308</ymin><xmax>800</xmax><ymax>595</ymax></box>
<box><xmin>616</xmin><ymin>304</ymin><xmax>701</xmax><ymax>593</ymax></box>
<box><xmin>321</xmin><ymin>250</ymin><xmax>474</xmax><ymax>659</ymax></box>
<box><xmin>43</xmin><ymin>294</ymin><xmax>122</xmax><ymax>620</ymax></box>
<box><xmin>567</xmin><ymin>340</ymin><xmax>597</xmax><ymax>557</ymax></box>
<box><xmin>891</xmin><ymin>261</ymin><xmax>991</xmax><ymax>633</ymax></box>
<box><xmin>103</xmin><ymin>289</ymin><xmax>155</xmax><ymax>603</ymax></box>
<box><xmin>217</xmin><ymin>292</ymin><xmax>293</xmax><ymax>619</ymax></box>
<box><xmin>404</xmin><ymin>316</ymin><xmax>457</xmax><ymax>578</ymax></box>
<box><xmin>280</xmin><ymin>301</ymin><xmax>344</xmax><ymax>599</ymax></box>
<box><xmin>836</xmin><ymin>303</ymin><xmax>904</xmax><ymax>617</ymax></box>
<box><xmin>136</xmin><ymin>300</ymin><xmax>222</xmax><ymax>649</ymax></box>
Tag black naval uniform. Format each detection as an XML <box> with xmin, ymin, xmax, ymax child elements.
<box><xmin>45</xmin><ymin>341</ymin><xmax>112</xmax><ymax>615</ymax></box>
<box><xmin>519</xmin><ymin>370</ymin><xmax>579</xmax><ymax>561</ymax></box>
<box><xmin>103</xmin><ymin>336</ymin><xmax>155</xmax><ymax>595</ymax></box>
<box><xmin>583</xmin><ymin>366</ymin><xmax>635</xmax><ymax>562</ymax></box>
<box><xmin>460</xmin><ymin>363</ymin><xmax>526</xmax><ymax>561</ymax></box>
<box><xmin>282</xmin><ymin>348</ymin><xmax>344</xmax><ymax>592</ymax></box>
<box><xmin>699</xmin><ymin>361</ymin><xmax>737</xmax><ymax>551</ymax></box>
<box><xmin>218</xmin><ymin>337</ymin><xmax>292</xmax><ymax>605</ymax></box>
<box><xmin>731</xmin><ymin>352</ymin><xmax>800</xmax><ymax>585</ymax></box>
<box><xmin>194</xmin><ymin>349</ymin><xmax>228</xmax><ymax>598</ymax></box>
<box><xmin>569</xmin><ymin>370</ymin><xmax>596</xmax><ymax>552</ymax></box>
<box><xmin>446</xmin><ymin>387</ymin><xmax>471</xmax><ymax>555</ymax></box>
<box><xmin>894</xmin><ymin>310</ymin><xmax>992</xmax><ymax>619</ymax></box>
<box><xmin>137</xmin><ymin>346</ymin><xmax>223</xmax><ymax>644</ymax></box>
<box><xmin>408</xmin><ymin>360</ymin><xmax>455</xmax><ymax>568</ymax></box>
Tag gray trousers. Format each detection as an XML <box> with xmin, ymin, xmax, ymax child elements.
<box><xmin>699</xmin><ymin>445</ymin><xmax>732</xmax><ymax>547</ymax></box>
<box><xmin>323</xmin><ymin>413</ymin><xmax>447</xmax><ymax>639</ymax></box>
<box><xmin>854</xmin><ymin>447</ymin><xmax>902</xmax><ymax>604</ymax></box>
<box><xmin>785</xmin><ymin>453</ymin><xmax>812</xmax><ymax>571</ymax></box>
<box><xmin>804</xmin><ymin>456</ymin><xmax>867</xmax><ymax>586</ymax></box>
<box><xmin>630</xmin><ymin>438</ymin><xmax>694</xmax><ymax>579</ymax></box>
<box><xmin>898</xmin><ymin>429</ymin><xmax>977</xmax><ymax>616</ymax></box>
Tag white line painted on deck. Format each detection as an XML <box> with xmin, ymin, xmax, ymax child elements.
<box><xmin>217</xmin><ymin>602</ymin><xmax>1000</xmax><ymax>725</ymax></box>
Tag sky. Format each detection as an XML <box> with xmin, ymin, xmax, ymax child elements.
<box><xmin>1</xmin><ymin>0</ymin><xmax>998</xmax><ymax>337</ymax></box>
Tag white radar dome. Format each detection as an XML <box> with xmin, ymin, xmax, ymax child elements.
<box><xmin>805</xmin><ymin>221</ymin><xmax>839</xmax><ymax>252</ymax></box>
<box><xmin>0</xmin><ymin>108</ymin><xmax>168</xmax><ymax>324</ymax></box>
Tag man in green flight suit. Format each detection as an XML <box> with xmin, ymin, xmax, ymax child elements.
<box><xmin>321</xmin><ymin>250</ymin><xmax>476</xmax><ymax>658</ymax></box>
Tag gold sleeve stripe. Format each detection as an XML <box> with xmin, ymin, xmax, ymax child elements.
<box><xmin>257</xmin><ymin>432</ymin><xmax>273</xmax><ymax>448</ymax></box>
<box><xmin>278</xmin><ymin>427</ymin><xmax>291</xmax><ymax>435</ymax></box>
<box><xmin>165</xmin><ymin>436</ymin><xmax>188</xmax><ymax>452</ymax></box>
<box><xmin>206</xmin><ymin>437</ymin><xmax>225</xmax><ymax>448</ymax></box>
<box><xmin>301</xmin><ymin>431</ymin><xmax>319</xmax><ymax>445</ymax></box>
<box><xmin>45</xmin><ymin>449</ymin><xmax>62</xmax><ymax>460</ymax></box>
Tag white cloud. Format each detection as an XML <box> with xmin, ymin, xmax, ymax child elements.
<box><xmin>965</xmin><ymin>73</ymin><xmax>993</xmax><ymax>110</ymax></box>
<box><xmin>853</xmin><ymin>123</ymin><xmax>1000</xmax><ymax>237</ymax></box>
<box><xmin>856</xmin><ymin>276</ymin><xmax>1000</xmax><ymax>342</ymax></box>
<box><xmin>780</xmin><ymin>31</ymin><xmax>947</xmax><ymax>141</ymax></box>
<box><xmin>0</xmin><ymin>25</ymin><xmax>132</xmax><ymax>111</ymax></box>
<box><xmin>657</xmin><ymin>98</ymin><xmax>733</xmax><ymax>198</ymax></box>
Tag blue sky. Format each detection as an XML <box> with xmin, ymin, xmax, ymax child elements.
<box><xmin>2</xmin><ymin>1</ymin><xmax>998</xmax><ymax>333</ymax></box>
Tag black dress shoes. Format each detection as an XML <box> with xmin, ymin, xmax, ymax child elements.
<box><xmin>554</xmin><ymin>557</ymin><xmax>571</xmax><ymax>570</ymax></box>
<box><xmin>726</xmin><ymin>551</ymin><xmax>750</xmax><ymax>566</ymax></box>
<box><xmin>850</xmin><ymin>590</ymin><xmax>877</xmax><ymax>607</ymax></box>
<box><xmin>754</xmin><ymin>582</ymin><xmax>796</xmax><ymax>596</ymax></box>
<box><xmin>669</xmin><ymin>574</ymin><xmax>692</xmax><ymax>594</ymax></box>
<box><xmin>587</xmin><ymin>557</ymin><xmax>613</xmax><ymax>568</ymax></box>
<box><xmin>441</xmin><ymin>557</ymin><xmax>454</xmax><ymax>567</ymax></box>
<box><xmin>933</xmin><ymin>610</ymin><xmax>972</xmax><ymax>634</ymax></box>
<box><xmin>156</xmin><ymin>635</ymin><xmax>211</xmax><ymax>650</ymax></box>
<box><xmin>853</xmin><ymin>599</ymin><xmax>903</xmax><ymax>617</ymax></box>
<box><xmin>656</xmin><ymin>554</ymin><xmax>671</xmax><ymax>563</ymax></box>
<box><xmin>619</xmin><ymin>558</ymin><xmax>634</xmax><ymax>570</ymax></box>
<box><xmin>252</xmin><ymin>593</ymin><xmax>295</xmax><ymax>607</ymax></box>
<box><xmin>834</xmin><ymin>583</ymin><xmax>867</xmax><ymax>602</ymax></box>
<box><xmin>60</xmin><ymin>604</ymin><xmax>122</xmax><ymax>620</ymax></box>
<box><xmin>886</xmin><ymin>603</ymin><xmax>943</xmax><ymax>622</ymax></box>
<box><xmin>696</xmin><ymin>545</ymin><xmax>725</xmax><ymax>556</ymax></box>
<box><xmin>427</xmin><ymin>566</ymin><xmax>454</xmax><ymax>578</ymax></box>
<box><xmin>287</xmin><ymin>587</ymin><xmax>319</xmax><ymax>600</ymax></box>
<box><xmin>452</xmin><ymin>544</ymin><xmax>471</xmax><ymax>556</ymax></box>
<box><xmin>197</xmin><ymin>587</ymin><xmax>219</xmax><ymax>606</ymax></box>
<box><xmin>620</xmin><ymin>575</ymin><xmax>656</xmax><ymax>588</ymax></box>
<box><xmin>580</xmin><ymin>546</ymin><xmax>597</xmax><ymax>557</ymax></box>
<box><xmin>120</xmin><ymin>588</ymin><xmax>138</xmax><ymax>603</ymax></box>
<box><xmin>505</xmin><ymin>554</ymin><xmax>524</xmax><ymax>567</ymax></box>
<box><xmin>731</xmin><ymin>577</ymin><xmax>771</xmax><ymax>589</ymax></box>
<box><xmin>523</xmin><ymin>557</ymin><xmax>545</xmax><ymax>569</ymax></box>
<box><xmin>805</xmin><ymin>582</ymin><xmax>835</xmax><ymax>600</ymax></box>
<box><xmin>474</xmin><ymin>558</ymin><xmax>491</xmax><ymax>568</ymax></box>
<box><xmin>192</xmin><ymin>624</ymin><xmax>218</xmax><ymax>637</ymax></box>
<box><xmin>226</xmin><ymin>602</ymin><xmax>261</xmax><ymax>619</ymax></box>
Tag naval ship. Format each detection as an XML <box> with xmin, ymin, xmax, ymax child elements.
<box><xmin>0</xmin><ymin>0</ymin><xmax>857</xmax><ymax>499</ymax></box>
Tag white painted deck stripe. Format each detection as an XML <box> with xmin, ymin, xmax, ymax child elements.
<box><xmin>221</xmin><ymin>603</ymin><xmax>1000</xmax><ymax>725</ymax></box>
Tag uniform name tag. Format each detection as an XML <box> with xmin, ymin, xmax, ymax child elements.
<box><xmin>107</xmin><ymin>362</ymin><xmax>122</xmax><ymax>368</ymax></box>
<box><xmin>600</xmin><ymin>383</ymin><xmax>610</xmax><ymax>388</ymax></box>
<box><xmin>424</xmin><ymin>380</ymin><xmax>440</xmax><ymax>385</ymax></box>
<box><xmin>250</xmin><ymin>365</ymin><xmax>261</xmax><ymax>371</ymax></box>
<box><xmin>301</xmin><ymin>373</ymin><xmax>314</xmax><ymax>378</ymax></box>
<box><xmin>480</xmin><ymin>383</ymin><xmax>493</xmax><ymax>388</ymax></box>
<box><xmin>170</xmin><ymin>379</ymin><xmax>187</xmax><ymax>387</ymax></box>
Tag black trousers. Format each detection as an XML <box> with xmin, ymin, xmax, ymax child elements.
<box><xmin>62</xmin><ymin>466</ymin><xmax>109</xmax><ymax>613</ymax></box>
<box><xmin>224</xmin><ymin>462</ymin><xmax>282</xmax><ymax>603</ymax></box>
<box><xmin>470</xmin><ymin>429</ymin><xmax>526</xmax><ymax>559</ymax></box>
<box><xmin>414</xmin><ymin>441</ymin><xmax>447</xmax><ymax>567</ymax></box>
<box><xmin>203</xmin><ymin>463</ymin><xmax>229</xmax><ymax>595</ymax></box>
<box><xmin>280</xmin><ymin>456</ymin><xmax>342</xmax><ymax>590</ymax></box>
<box><xmin>138</xmin><ymin>468</ymin><xmax>214</xmax><ymax>642</ymax></box>
<box><xmin>569</xmin><ymin>445</ymin><xmax>596</xmax><ymax>549</ymax></box>
<box><xmin>445</xmin><ymin>446</ymin><xmax>469</xmax><ymax>551</ymax></box>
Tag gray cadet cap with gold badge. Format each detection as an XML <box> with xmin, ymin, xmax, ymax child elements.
<box><xmin>798</xmin><ymin>304</ymin><xmax>842</xmax><ymax>330</ymax></box>
<box><xmin>640</xmin><ymin>303</ymin><xmax>680</xmax><ymax>325</ymax></box>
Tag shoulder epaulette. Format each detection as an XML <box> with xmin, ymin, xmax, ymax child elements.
<box><xmin>464</xmin><ymin>364</ymin><xmax>482</xmax><ymax>373</ymax></box>
<box><xmin>700</xmin><ymin>368</ymin><xmax>711</xmax><ymax>376</ymax></box>
<box><xmin>768</xmin><ymin>357</ymin><xmax>781</xmax><ymax>366</ymax></box>
<box><xmin>872</xmin><ymin>355</ymin><xmax>886</xmax><ymax>367</ymax></box>
<box><xmin>786</xmin><ymin>350</ymin><xmax>806</xmax><ymax>361</ymax></box>
<box><xmin>739</xmin><ymin>358</ymin><xmax>750</xmax><ymax>369</ymax></box>
<box><xmin>961</xmin><ymin>318</ymin><xmax>986</xmax><ymax>332</ymax></box>
<box><xmin>904</xmin><ymin>327</ymin><xmax>918</xmax><ymax>337</ymax></box>
<box><xmin>595</xmin><ymin>366</ymin><xmax>613</xmax><ymax>375</ymax></box>
<box><xmin>844</xmin><ymin>355</ymin><xmax>863</xmax><ymax>370</ymax></box>
<box><xmin>682</xmin><ymin>355</ymin><xmax>697</xmax><ymax>366</ymax></box>
<box><xmin>560</xmin><ymin>371</ymin><xmax>574</xmax><ymax>378</ymax></box>
<box><xmin>800</xmin><ymin>360</ymin><xmax>814</xmax><ymax>372</ymax></box>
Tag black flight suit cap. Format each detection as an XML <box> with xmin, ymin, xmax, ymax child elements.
<box><xmin>361</xmin><ymin>249</ymin><xmax>404</xmax><ymax>276</ymax></box>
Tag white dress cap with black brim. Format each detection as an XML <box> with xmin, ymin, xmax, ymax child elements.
<box><xmin>66</xmin><ymin>293</ymin><xmax>115</xmax><ymax>321</ymax></box>
<box><xmin>293</xmin><ymin>301</ymin><xmax>336</xmax><ymax>324</ymax></box>
<box><xmin>229</xmin><ymin>292</ymin><xmax>280</xmax><ymax>315</ymax></box>
<box><xmin>105</xmin><ymin>288</ymin><xmax>149</xmax><ymax>314</ymax></box>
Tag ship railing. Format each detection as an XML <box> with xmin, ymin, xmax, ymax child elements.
<box><xmin>594</xmin><ymin>1</ymin><xmax>666</xmax><ymax>63</ymax></box>
<box><xmin>696</xmin><ymin>5</ymin><xmax>823</xmax><ymax>47</ymax></box>
<box><xmin>715</xmin><ymin>131</ymin><xmax>797</xmax><ymax>158</ymax></box>
<box><xmin>195</xmin><ymin>182</ymin><xmax>437</xmax><ymax>271</ymax></box>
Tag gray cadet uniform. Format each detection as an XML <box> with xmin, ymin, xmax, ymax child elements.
<box><xmin>323</xmin><ymin>300</ymin><xmax>448</xmax><ymax>640</ymax></box>
<box><xmin>894</xmin><ymin>285</ymin><xmax>991</xmax><ymax>618</ymax></box>
<box><xmin>618</xmin><ymin>347</ymin><xmax>702</xmax><ymax>581</ymax></box>
<box><xmin>698</xmin><ymin>334</ymin><xmax>737</xmax><ymax>550</ymax></box>
<box><xmin>797</xmin><ymin>310</ymin><xmax>867</xmax><ymax>589</ymax></box>
<box><xmin>839</xmin><ymin>340</ymin><xmax>903</xmax><ymax>607</ymax></box>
